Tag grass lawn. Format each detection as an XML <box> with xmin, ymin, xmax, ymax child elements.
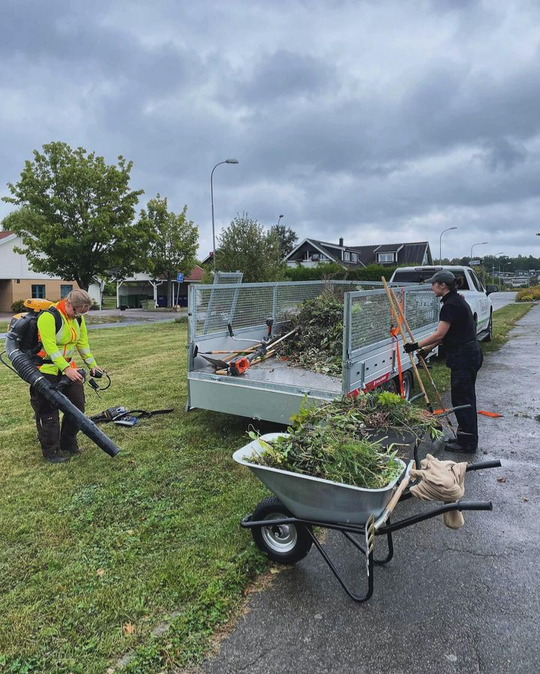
<box><xmin>0</xmin><ymin>322</ymin><xmax>271</xmax><ymax>674</ymax></box>
<box><xmin>0</xmin><ymin>302</ymin><xmax>534</xmax><ymax>673</ymax></box>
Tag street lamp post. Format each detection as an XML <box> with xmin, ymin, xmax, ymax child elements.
<box><xmin>211</xmin><ymin>159</ymin><xmax>239</xmax><ymax>271</ymax></box>
<box><xmin>493</xmin><ymin>252</ymin><xmax>504</xmax><ymax>289</ymax></box>
<box><xmin>276</xmin><ymin>214</ymin><xmax>284</xmax><ymax>227</ymax></box>
<box><xmin>470</xmin><ymin>241</ymin><xmax>489</xmax><ymax>259</ymax></box>
<box><xmin>439</xmin><ymin>227</ymin><xmax>458</xmax><ymax>264</ymax></box>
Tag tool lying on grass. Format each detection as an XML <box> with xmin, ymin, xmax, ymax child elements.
<box><xmin>91</xmin><ymin>406</ymin><xmax>174</xmax><ymax>427</ymax></box>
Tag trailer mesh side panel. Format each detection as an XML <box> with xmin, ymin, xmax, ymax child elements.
<box><xmin>348</xmin><ymin>288</ymin><xmax>439</xmax><ymax>352</ymax></box>
<box><xmin>192</xmin><ymin>281</ymin><xmax>381</xmax><ymax>338</ymax></box>
<box><xmin>400</xmin><ymin>288</ymin><xmax>439</xmax><ymax>334</ymax></box>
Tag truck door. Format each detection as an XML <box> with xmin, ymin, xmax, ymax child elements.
<box><xmin>468</xmin><ymin>269</ymin><xmax>490</xmax><ymax>330</ymax></box>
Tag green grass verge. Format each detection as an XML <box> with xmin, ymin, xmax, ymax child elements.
<box><xmin>0</xmin><ymin>323</ymin><xmax>270</xmax><ymax>674</ymax></box>
<box><xmin>0</xmin><ymin>302</ymin><xmax>534</xmax><ymax>673</ymax></box>
<box><xmin>416</xmin><ymin>302</ymin><xmax>535</xmax><ymax>397</ymax></box>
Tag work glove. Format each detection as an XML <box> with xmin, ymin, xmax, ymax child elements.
<box><xmin>416</xmin><ymin>348</ymin><xmax>430</xmax><ymax>360</ymax></box>
<box><xmin>404</xmin><ymin>341</ymin><xmax>419</xmax><ymax>353</ymax></box>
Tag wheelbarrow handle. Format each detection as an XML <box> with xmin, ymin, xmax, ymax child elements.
<box><xmin>456</xmin><ymin>500</ymin><xmax>493</xmax><ymax>511</ymax></box>
<box><xmin>466</xmin><ymin>460</ymin><xmax>502</xmax><ymax>472</ymax></box>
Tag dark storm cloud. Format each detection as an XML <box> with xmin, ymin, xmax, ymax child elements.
<box><xmin>232</xmin><ymin>50</ymin><xmax>338</xmax><ymax>103</ymax></box>
<box><xmin>1</xmin><ymin>0</ymin><xmax>539</xmax><ymax>259</ymax></box>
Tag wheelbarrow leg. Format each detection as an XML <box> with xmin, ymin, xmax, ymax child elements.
<box><xmin>373</xmin><ymin>520</ymin><xmax>394</xmax><ymax>565</ymax></box>
<box><xmin>306</xmin><ymin>516</ymin><xmax>376</xmax><ymax>603</ymax></box>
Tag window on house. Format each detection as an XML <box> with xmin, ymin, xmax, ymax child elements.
<box><xmin>60</xmin><ymin>284</ymin><xmax>73</xmax><ymax>298</ymax></box>
<box><xmin>378</xmin><ymin>253</ymin><xmax>395</xmax><ymax>263</ymax></box>
<box><xmin>31</xmin><ymin>284</ymin><xmax>46</xmax><ymax>299</ymax></box>
<box><xmin>343</xmin><ymin>251</ymin><xmax>351</xmax><ymax>261</ymax></box>
<box><xmin>351</xmin><ymin>253</ymin><xmax>358</xmax><ymax>263</ymax></box>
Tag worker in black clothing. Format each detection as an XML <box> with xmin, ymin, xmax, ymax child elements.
<box><xmin>404</xmin><ymin>270</ymin><xmax>483</xmax><ymax>454</ymax></box>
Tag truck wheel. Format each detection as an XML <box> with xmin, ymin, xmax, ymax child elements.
<box><xmin>484</xmin><ymin>312</ymin><xmax>493</xmax><ymax>342</ymax></box>
<box><xmin>251</xmin><ymin>496</ymin><xmax>313</xmax><ymax>565</ymax></box>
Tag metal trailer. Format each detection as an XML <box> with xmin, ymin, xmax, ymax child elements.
<box><xmin>186</xmin><ymin>280</ymin><xmax>440</xmax><ymax>424</ymax></box>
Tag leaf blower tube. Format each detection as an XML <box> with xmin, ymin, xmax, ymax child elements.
<box><xmin>5</xmin><ymin>334</ymin><xmax>120</xmax><ymax>458</ymax></box>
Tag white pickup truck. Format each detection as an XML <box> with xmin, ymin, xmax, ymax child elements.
<box><xmin>389</xmin><ymin>265</ymin><xmax>498</xmax><ymax>342</ymax></box>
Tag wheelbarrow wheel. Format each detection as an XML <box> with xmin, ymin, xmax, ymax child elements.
<box><xmin>251</xmin><ymin>496</ymin><xmax>313</xmax><ymax>565</ymax></box>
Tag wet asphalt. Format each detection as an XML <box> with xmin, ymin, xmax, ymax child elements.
<box><xmin>201</xmin><ymin>304</ymin><xmax>540</xmax><ymax>674</ymax></box>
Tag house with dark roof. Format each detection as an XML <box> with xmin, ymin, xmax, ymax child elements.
<box><xmin>284</xmin><ymin>238</ymin><xmax>432</xmax><ymax>268</ymax></box>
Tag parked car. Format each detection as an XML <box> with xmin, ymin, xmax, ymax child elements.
<box><xmin>390</xmin><ymin>265</ymin><xmax>498</xmax><ymax>341</ymax></box>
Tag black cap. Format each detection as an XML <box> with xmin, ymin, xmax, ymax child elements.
<box><xmin>426</xmin><ymin>270</ymin><xmax>456</xmax><ymax>285</ymax></box>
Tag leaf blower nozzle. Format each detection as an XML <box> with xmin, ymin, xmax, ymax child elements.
<box><xmin>5</xmin><ymin>333</ymin><xmax>120</xmax><ymax>458</ymax></box>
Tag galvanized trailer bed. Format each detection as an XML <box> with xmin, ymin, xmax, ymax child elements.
<box><xmin>235</xmin><ymin>434</ymin><xmax>501</xmax><ymax>602</ymax></box>
<box><xmin>187</xmin><ymin>280</ymin><xmax>439</xmax><ymax>423</ymax></box>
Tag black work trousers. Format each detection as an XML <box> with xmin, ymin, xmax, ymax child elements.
<box><xmin>445</xmin><ymin>342</ymin><xmax>484</xmax><ymax>450</ymax></box>
<box><xmin>29</xmin><ymin>373</ymin><xmax>85</xmax><ymax>457</ymax></box>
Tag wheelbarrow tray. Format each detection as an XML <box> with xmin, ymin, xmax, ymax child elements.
<box><xmin>233</xmin><ymin>433</ymin><xmax>407</xmax><ymax>525</ymax></box>
<box><xmin>362</xmin><ymin>427</ymin><xmax>420</xmax><ymax>450</ymax></box>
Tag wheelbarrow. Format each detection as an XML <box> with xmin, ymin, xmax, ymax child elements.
<box><xmin>234</xmin><ymin>433</ymin><xmax>501</xmax><ymax>603</ymax></box>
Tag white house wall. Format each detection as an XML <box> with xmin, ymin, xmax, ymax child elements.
<box><xmin>0</xmin><ymin>235</ymin><xmax>63</xmax><ymax>280</ymax></box>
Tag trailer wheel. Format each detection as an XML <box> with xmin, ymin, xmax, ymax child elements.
<box><xmin>384</xmin><ymin>371</ymin><xmax>413</xmax><ymax>401</ymax></box>
<box><xmin>251</xmin><ymin>496</ymin><xmax>313</xmax><ymax>565</ymax></box>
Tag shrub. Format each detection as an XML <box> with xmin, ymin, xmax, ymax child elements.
<box><xmin>284</xmin><ymin>263</ymin><xmax>396</xmax><ymax>282</ymax></box>
<box><xmin>11</xmin><ymin>299</ymin><xmax>26</xmax><ymax>313</ymax></box>
<box><xmin>516</xmin><ymin>287</ymin><xmax>540</xmax><ymax>302</ymax></box>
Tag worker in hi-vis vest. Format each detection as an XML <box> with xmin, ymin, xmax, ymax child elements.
<box><xmin>31</xmin><ymin>289</ymin><xmax>103</xmax><ymax>463</ymax></box>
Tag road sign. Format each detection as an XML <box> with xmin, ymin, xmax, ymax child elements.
<box><xmin>176</xmin><ymin>273</ymin><xmax>184</xmax><ymax>283</ymax></box>
<box><xmin>469</xmin><ymin>259</ymin><xmax>481</xmax><ymax>266</ymax></box>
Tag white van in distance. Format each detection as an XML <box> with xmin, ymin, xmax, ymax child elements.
<box><xmin>389</xmin><ymin>266</ymin><xmax>498</xmax><ymax>342</ymax></box>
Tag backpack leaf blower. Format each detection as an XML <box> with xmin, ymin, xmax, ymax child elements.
<box><xmin>2</xmin><ymin>302</ymin><xmax>120</xmax><ymax>458</ymax></box>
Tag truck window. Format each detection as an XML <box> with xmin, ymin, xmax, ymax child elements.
<box><xmin>469</xmin><ymin>271</ymin><xmax>483</xmax><ymax>292</ymax></box>
<box><xmin>392</xmin><ymin>269</ymin><xmax>470</xmax><ymax>289</ymax></box>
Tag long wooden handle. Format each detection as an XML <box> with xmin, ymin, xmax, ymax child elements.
<box><xmin>382</xmin><ymin>278</ymin><xmax>431</xmax><ymax>407</ymax></box>
<box><xmin>384</xmin><ymin>472</ymin><xmax>412</xmax><ymax>517</ymax></box>
<box><xmin>389</xmin><ymin>287</ymin><xmax>450</xmax><ymax>422</ymax></box>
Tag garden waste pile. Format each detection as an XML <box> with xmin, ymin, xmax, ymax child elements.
<box><xmin>279</xmin><ymin>290</ymin><xmax>345</xmax><ymax>376</ymax></box>
<box><xmin>248</xmin><ymin>392</ymin><xmax>443</xmax><ymax>490</ymax></box>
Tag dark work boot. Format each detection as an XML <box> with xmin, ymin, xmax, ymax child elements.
<box><xmin>44</xmin><ymin>453</ymin><xmax>69</xmax><ymax>464</ymax></box>
<box><xmin>60</xmin><ymin>426</ymin><xmax>83</xmax><ymax>454</ymax></box>
<box><xmin>60</xmin><ymin>439</ymin><xmax>83</xmax><ymax>455</ymax></box>
<box><xmin>445</xmin><ymin>441</ymin><xmax>476</xmax><ymax>454</ymax></box>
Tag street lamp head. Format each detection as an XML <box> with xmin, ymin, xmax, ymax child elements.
<box><xmin>225</xmin><ymin>158</ymin><xmax>239</xmax><ymax>164</ymax></box>
<box><xmin>449</xmin><ymin>226</ymin><xmax>458</xmax><ymax>231</ymax></box>
<box><xmin>279</xmin><ymin>214</ymin><xmax>284</xmax><ymax>218</ymax></box>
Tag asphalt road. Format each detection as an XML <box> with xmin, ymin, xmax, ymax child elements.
<box><xmin>201</xmin><ymin>304</ymin><xmax>540</xmax><ymax>674</ymax></box>
<box><xmin>488</xmin><ymin>291</ymin><xmax>517</xmax><ymax>311</ymax></box>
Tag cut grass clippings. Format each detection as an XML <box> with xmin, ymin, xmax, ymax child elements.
<box><xmin>0</xmin><ymin>302</ymin><xmax>534</xmax><ymax>673</ymax></box>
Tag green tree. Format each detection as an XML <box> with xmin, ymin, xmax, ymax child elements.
<box><xmin>138</xmin><ymin>195</ymin><xmax>199</xmax><ymax>305</ymax></box>
<box><xmin>270</xmin><ymin>223</ymin><xmax>298</xmax><ymax>257</ymax></box>
<box><xmin>215</xmin><ymin>212</ymin><xmax>284</xmax><ymax>282</ymax></box>
<box><xmin>2</xmin><ymin>142</ymin><xmax>148</xmax><ymax>290</ymax></box>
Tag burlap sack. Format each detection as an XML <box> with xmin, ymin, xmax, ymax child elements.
<box><xmin>410</xmin><ymin>454</ymin><xmax>468</xmax><ymax>529</ymax></box>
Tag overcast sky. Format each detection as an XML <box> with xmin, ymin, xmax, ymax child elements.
<box><xmin>2</xmin><ymin>0</ymin><xmax>540</xmax><ymax>261</ymax></box>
